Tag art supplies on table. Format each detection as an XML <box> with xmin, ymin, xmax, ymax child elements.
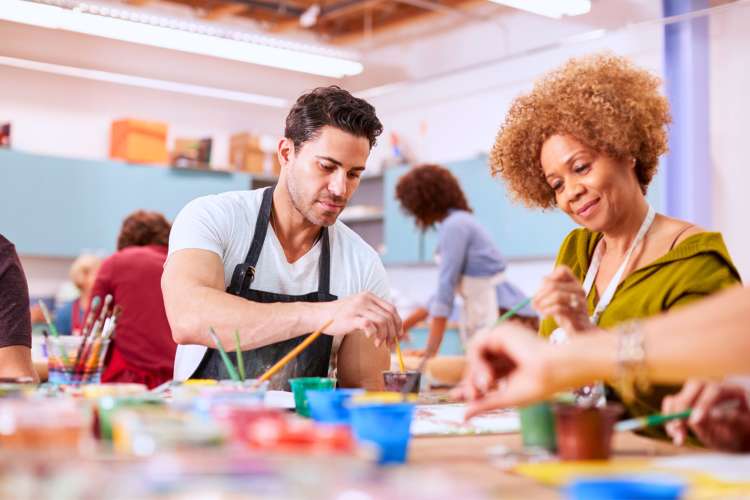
<box><xmin>44</xmin><ymin>297</ymin><xmax>120</xmax><ymax>385</ymax></box>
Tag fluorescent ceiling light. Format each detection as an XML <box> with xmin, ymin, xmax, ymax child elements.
<box><xmin>0</xmin><ymin>55</ymin><xmax>289</xmax><ymax>108</ymax></box>
<box><xmin>1</xmin><ymin>0</ymin><xmax>363</xmax><ymax>78</ymax></box>
<box><xmin>487</xmin><ymin>0</ymin><xmax>591</xmax><ymax>18</ymax></box>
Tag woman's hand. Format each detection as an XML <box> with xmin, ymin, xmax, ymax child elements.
<box><xmin>453</xmin><ymin>323</ymin><xmax>561</xmax><ymax>418</ymax></box>
<box><xmin>663</xmin><ymin>380</ymin><xmax>750</xmax><ymax>452</ymax></box>
<box><xmin>532</xmin><ymin>266</ymin><xmax>594</xmax><ymax>335</ymax></box>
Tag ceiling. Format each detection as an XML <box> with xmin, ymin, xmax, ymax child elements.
<box><xmin>124</xmin><ymin>0</ymin><xmax>489</xmax><ymax>44</ymax></box>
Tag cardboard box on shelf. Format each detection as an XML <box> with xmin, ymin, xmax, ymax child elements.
<box><xmin>110</xmin><ymin>119</ymin><xmax>168</xmax><ymax>165</ymax></box>
<box><xmin>229</xmin><ymin>132</ymin><xmax>280</xmax><ymax>176</ymax></box>
<box><xmin>171</xmin><ymin>137</ymin><xmax>212</xmax><ymax>169</ymax></box>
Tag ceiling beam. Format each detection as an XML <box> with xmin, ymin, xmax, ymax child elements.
<box><xmin>229</xmin><ymin>0</ymin><xmax>305</xmax><ymax>17</ymax></box>
<box><xmin>269</xmin><ymin>0</ymin><xmax>384</xmax><ymax>33</ymax></box>
<box><xmin>202</xmin><ymin>3</ymin><xmax>249</xmax><ymax>19</ymax></box>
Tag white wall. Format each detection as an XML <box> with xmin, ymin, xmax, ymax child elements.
<box><xmin>710</xmin><ymin>3</ymin><xmax>750</xmax><ymax>281</ymax></box>
<box><xmin>0</xmin><ymin>18</ymin><xmax>334</xmax><ymax>166</ymax></box>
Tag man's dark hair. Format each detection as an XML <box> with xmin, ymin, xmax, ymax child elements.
<box><xmin>284</xmin><ymin>86</ymin><xmax>383</xmax><ymax>151</ymax></box>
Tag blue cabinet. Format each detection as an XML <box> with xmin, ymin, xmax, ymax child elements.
<box><xmin>0</xmin><ymin>150</ymin><xmax>252</xmax><ymax>257</ymax></box>
<box><xmin>384</xmin><ymin>157</ymin><xmax>558</xmax><ymax>263</ymax></box>
<box><xmin>383</xmin><ymin>156</ymin><xmax>664</xmax><ymax>264</ymax></box>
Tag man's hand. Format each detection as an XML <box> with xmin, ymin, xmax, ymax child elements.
<box><xmin>321</xmin><ymin>292</ymin><xmax>403</xmax><ymax>348</ymax></box>
<box><xmin>453</xmin><ymin>323</ymin><xmax>559</xmax><ymax>418</ymax></box>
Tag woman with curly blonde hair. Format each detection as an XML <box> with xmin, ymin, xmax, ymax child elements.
<box><xmin>489</xmin><ymin>53</ymin><xmax>741</xmax><ymax>430</ymax></box>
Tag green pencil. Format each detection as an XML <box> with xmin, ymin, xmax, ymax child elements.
<box><xmin>208</xmin><ymin>327</ymin><xmax>241</xmax><ymax>382</ymax></box>
<box><xmin>615</xmin><ymin>410</ymin><xmax>692</xmax><ymax>432</ymax></box>
<box><xmin>496</xmin><ymin>297</ymin><xmax>532</xmax><ymax>325</ymax></box>
<box><xmin>234</xmin><ymin>330</ymin><xmax>246</xmax><ymax>382</ymax></box>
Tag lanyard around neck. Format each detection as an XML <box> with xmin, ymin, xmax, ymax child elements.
<box><xmin>582</xmin><ymin>204</ymin><xmax>656</xmax><ymax>325</ymax></box>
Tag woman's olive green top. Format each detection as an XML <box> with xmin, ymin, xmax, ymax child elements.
<box><xmin>540</xmin><ymin>228</ymin><xmax>741</xmax><ymax>437</ymax></box>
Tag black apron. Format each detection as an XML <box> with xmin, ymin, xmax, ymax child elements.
<box><xmin>192</xmin><ymin>186</ymin><xmax>337</xmax><ymax>390</ymax></box>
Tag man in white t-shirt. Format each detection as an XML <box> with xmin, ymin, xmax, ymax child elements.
<box><xmin>162</xmin><ymin>86</ymin><xmax>402</xmax><ymax>390</ymax></box>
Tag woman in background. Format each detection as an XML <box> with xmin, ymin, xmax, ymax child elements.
<box><xmin>90</xmin><ymin>210</ymin><xmax>176</xmax><ymax>388</ymax></box>
<box><xmin>395</xmin><ymin>164</ymin><xmax>537</xmax><ymax>358</ymax></box>
<box><xmin>489</xmin><ymin>53</ymin><xmax>741</xmax><ymax>430</ymax></box>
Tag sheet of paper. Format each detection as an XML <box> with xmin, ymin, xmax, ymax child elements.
<box><xmin>411</xmin><ymin>403</ymin><xmax>519</xmax><ymax>436</ymax></box>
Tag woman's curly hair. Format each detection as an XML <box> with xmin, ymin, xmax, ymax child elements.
<box><xmin>117</xmin><ymin>210</ymin><xmax>171</xmax><ymax>250</ymax></box>
<box><xmin>490</xmin><ymin>53</ymin><xmax>671</xmax><ymax>209</ymax></box>
<box><xmin>395</xmin><ymin>164</ymin><xmax>472</xmax><ymax>229</ymax></box>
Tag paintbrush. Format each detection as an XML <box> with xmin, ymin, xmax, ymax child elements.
<box><xmin>495</xmin><ymin>297</ymin><xmax>532</xmax><ymax>325</ymax></box>
<box><xmin>615</xmin><ymin>400</ymin><xmax>742</xmax><ymax>432</ymax></box>
<box><xmin>234</xmin><ymin>330</ymin><xmax>246</xmax><ymax>382</ymax></box>
<box><xmin>615</xmin><ymin>410</ymin><xmax>692</xmax><ymax>432</ymax></box>
<box><xmin>253</xmin><ymin>319</ymin><xmax>334</xmax><ymax>388</ymax></box>
<box><xmin>38</xmin><ymin>300</ymin><xmax>71</xmax><ymax>367</ymax></box>
<box><xmin>96</xmin><ymin>295</ymin><xmax>113</xmax><ymax>332</ymax></box>
<box><xmin>102</xmin><ymin>305</ymin><xmax>123</xmax><ymax>340</ymax></box>
<box><xmin>73</xmin><ymin>296</ymin><xmax>101</xmax><ymax>370</ymax></box>
<box><xmin>395</xmin><ymin>339</ymin><xmax>406</xmax><ymax>373</ymax></box>
<box><xmin>80</xmin><ymin>296</ymin><xmax>101</xmax><ymax>337</ymax></box>
<box><xmin>208</xmin><ymin>327</ymin><xmax>241</xmax><ymax>382</ymax></box>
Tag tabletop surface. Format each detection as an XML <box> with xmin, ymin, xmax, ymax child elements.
<box><xmin>409</xmin><ymin>430</ymin><xmax>693</xmax><ymax>498</ymax></box>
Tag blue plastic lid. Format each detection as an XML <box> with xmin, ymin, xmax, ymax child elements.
<box><xmin>565</xmin><ymin>475</ymin><xmax>686</xmax><ymax>500</ymax></box>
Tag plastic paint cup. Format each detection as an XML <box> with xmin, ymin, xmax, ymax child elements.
<box><xmin>553</xmin><ymin>402</ymin><xmax>622</xmax><ymax>460</ymax></box>
<box><xmin>382</xmin><ymin>371</ymin><xmax>421</xmax><ymax>394</ymax></box>
<box><xmin>289</xmin><ymin>377</ymin><xmax>336</xmax><ymax>417</ymax></box>
<box><xmin>519</xmin><ymin>402</ymin><xmax>557</xmax><ymax>452</ymax></box>
<box><xmin>349</xmin><ymin>402</ymin><xmax>415</xmax><ymax>465</ymax></box>
<box><xmin>307</xmin><ymin>389</ymin><xmax>364</xmax><ymax>424</ymax></box>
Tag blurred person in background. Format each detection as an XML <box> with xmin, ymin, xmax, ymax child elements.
<box><xmin>0</xmin><ymin>233</ymin><xmax>38</xmax><ymax>382</ymax></box>
<box><xmin>395</xmin><ymin>164</ymin><xmax>537</xmax><ymax>358</ymax></box>
<box><xmin>89</xmin><ymin>210</ymin><xmax>176</xmax><ymax>388</ymax></box>
<box><xmin>54</xmin><ymin>253</ymin><xmax>101</xmax><ymax>335</ymax></box>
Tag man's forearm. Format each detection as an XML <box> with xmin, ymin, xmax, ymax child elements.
<box><xmin>166</xmin><ymin>284</ymin><xmax>326</xmax><ymax>349</ymax></box>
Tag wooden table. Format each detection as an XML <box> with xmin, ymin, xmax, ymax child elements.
<box><xmin>409</xmin><ymin>431</ymin><xmax>691</xmax><ymax>498</ymax></box>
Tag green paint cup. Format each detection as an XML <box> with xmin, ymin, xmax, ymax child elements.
<box><xmin>289</xmin><ymin>377</ymin><xmax>336</xmax><ymax>417</ymax></box>
<box><xmin>519</xmin><ymin>402</ymin><xmax>557</xmax><ymax>452</ymax></box>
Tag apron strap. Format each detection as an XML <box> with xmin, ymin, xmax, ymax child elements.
<box><xmin>318</xmin><ymin>228</ymin><xmax>331</xmax><ymax>295</ymax></box>
<box><xmin>246</xmin><ymin>185</ymin><xmax>275</xmax><ymax>269</ymax></box>
<box><xmin>227</xmin><ymin>186</ymin><xmax>274</xmax><ymax>295</ymax></box>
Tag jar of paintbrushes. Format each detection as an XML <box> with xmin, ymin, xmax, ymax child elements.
<box><xmin>40</xmin><ymin>295</ymin><xmax>121</xmax><ymax>385</ymax></box>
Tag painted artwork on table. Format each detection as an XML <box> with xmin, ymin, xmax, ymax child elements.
<box><xmin>412</xmin><ymin>403</ymin><xmax>519</xmax><ymax>436</ymax></box>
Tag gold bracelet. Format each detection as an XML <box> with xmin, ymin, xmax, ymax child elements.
<box><xmin>614</xmin><ymin>320</ymin><xmax>650</xmax><ymax>403</ymax></box>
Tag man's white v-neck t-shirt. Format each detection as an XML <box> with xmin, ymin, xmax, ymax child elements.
<box><xmin>167</xmin><ymin>188</ymin><xmax>391</xmax><ymax>381</ymax></box>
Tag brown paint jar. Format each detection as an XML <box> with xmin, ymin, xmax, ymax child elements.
<box><xmin>553</xmin><ymin>402</ymin><xmax>622</xmax><ymax>460</ymax></box>
<box><xmin>382</xmin><ymin>371</ymin><xmax>421</xmax><ymax>394</ymax></box>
